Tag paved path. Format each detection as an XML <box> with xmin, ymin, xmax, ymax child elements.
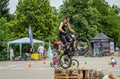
<box><xmin>76</xmin><ymin>56</ymin><xmax>120</xmax><ymax>78</ymax></box>
<box><xmin>0</xmin><ymin>55</ymin><xmax>120</xmax><ymax>79</ymax></box>
<box><xmin>0</xmin><ymin>60</ymin><xmax>54</xmax><ymax>79</ymax></box>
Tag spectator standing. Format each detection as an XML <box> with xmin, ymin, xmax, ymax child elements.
<box><xmin>43</xmin><ymin>46</ymin><xmax>47</xmax><ymax>59</ymax></box>
<box><xmin>111</xmin><ymin>57</ymin><xmax>117</xmax><ymax>65</ymax></box>
<box><xmin>10</xmin><ymin>47</ymin><xmax>14</xmax><ymax>61</ymax></box>
<box><xmin>38</xmin><ymin>44</ymin><xmax>44</xmax><ymax>60</ymax></box>
<box><xmin>28</xmin><ymin>46</ymin><xmax>33</xmax><ymax>60</ymax></box>
<box><xmin>28</xmin><ymin>46</ymin><xmax>33</xmax><ymax>54</ymax></box>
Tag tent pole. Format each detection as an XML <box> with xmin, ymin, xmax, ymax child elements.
<box><xmin>7</xmin><ymin>43</ymin><xmax>10</xmax><ymax>60</ymax></box>
<box><xmin>20</xmin><ymin>43</ymin><xmax>22</xmax><ymax>58</ymax></box>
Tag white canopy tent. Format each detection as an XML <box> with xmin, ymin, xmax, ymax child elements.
<box><xmin>7</xmin><ymin>37</ymin><xmax>44</xmax><ymax>58</ymax></box>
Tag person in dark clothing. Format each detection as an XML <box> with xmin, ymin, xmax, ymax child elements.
<box><xmin>59</xmin><ymin>16</ymin><xmax>76</xmax><ymax>45</ymax></box>
<box><xmin>59</xmin><ymin>16</ymin><xmax>76</xmax><ymax>55</ymax></box>
<box><xmin>28</xmin><ymin>46</ymin><xmax>33</xmax><ymax>54</ymax></box>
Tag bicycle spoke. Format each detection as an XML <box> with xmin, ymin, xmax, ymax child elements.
<box><xmin>60</xmin><ymin>54</ymin><xmax>72</xmax><ymax>69</ymax></box>
<box><xmin>77</xmin><ymin>37</ymin><xmax>90</xmax><ymax>55</ymax></box>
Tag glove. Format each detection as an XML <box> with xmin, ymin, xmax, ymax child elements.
<box><xmin>63</xmin><ymin>32</ymin><xmax>67</xmax><ymax>35</ymax></box>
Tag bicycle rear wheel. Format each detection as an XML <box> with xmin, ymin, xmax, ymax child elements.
<box><xmin>76</xmin><ymin>37</ymin><xmax>90</xmax><ymax>55</ymax></box>
<box><xmin>60</xmin><ymin>54</ymin><xmax>72</xmax><ymax>69</ymax></box>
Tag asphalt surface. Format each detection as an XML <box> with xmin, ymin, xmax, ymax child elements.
<box><xmin>0</xmin><ymin>53</ymin><xmax>120</xmax><ymax>79</ymax></box>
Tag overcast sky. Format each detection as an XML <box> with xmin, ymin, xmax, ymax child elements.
<box><xmin>8</xmin><ymin>0</ymin><xmax>63</xmax><ymax>13</ymax></box>
<box><xmin>8</xmin><ymin>0</ymin><xmax>120</xmax><ymax>14</ymax></box>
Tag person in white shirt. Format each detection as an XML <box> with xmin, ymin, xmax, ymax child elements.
<box><xmin>10</xmin><ymin>47</ymin><xmax>14</xmax><ymax>61</ymax></box>
<box><xmin>38</xmin><ymin>44</ymin><xmax>44</xmax><ymax>60</ymax></box>
<box><xmin>111</xmin><ymin>57</ymin><xmax>117</xmax><ymax>65</ymax></box>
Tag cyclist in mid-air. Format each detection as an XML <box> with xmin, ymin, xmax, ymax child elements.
<box><xmin>59</xmin><ymin>16</ymin><xmax>76</xmax><ymax>54</ymax></box>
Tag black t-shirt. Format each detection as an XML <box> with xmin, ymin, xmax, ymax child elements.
<box><xmin>59</xmin><ymin>22</ymin><xmax>68</xmax><ymax>34</ymax></box>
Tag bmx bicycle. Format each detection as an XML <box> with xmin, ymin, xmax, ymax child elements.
<box><xmin>50</xmin><ymin>50</ymin><xmax>79</xmax><ymax>69</ymax></box>
<box><xmin>59</xmin><ymin>33</ymin><xmax>90</xmax><ymax>69</ymax></box>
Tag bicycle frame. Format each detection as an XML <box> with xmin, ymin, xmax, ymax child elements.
<box><xmin>59</xmin><ymin>33</ymin><xmax>90</xmax><ymax>69</ymax></box>
<box><xmin>63</xmin><ymin>33</ymin><xmax>78</xmax><ymax>57</ymax></box>
<box><xmin>63</xmin><ymin>33</ymin><xmax>90</xmax><ymax>57</ymax></box>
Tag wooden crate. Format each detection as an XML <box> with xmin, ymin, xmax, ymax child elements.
<box><xmin>55</xmin><ymin>69</ymin><xmax>81</xmax><ymax>79</ymax></box>
<box><xmin>54</xmin><ymin>69</ymin><xmax>104</xmax><ymax>79</ymax></box>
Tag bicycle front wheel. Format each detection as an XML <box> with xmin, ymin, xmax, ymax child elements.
<box><xmin>77</xmin><ymin>37</ymin><xmax>90</xmax><ymax>55</ymax></box>
<box><xmin>71</xmin><ymin>59</ymin><xmax>79</xmax><ymax>69</ymax></box>
<box><xmin>60</xmin><ymin>54</ymin><xmax>72</xmax><ymax>69</ymax></box>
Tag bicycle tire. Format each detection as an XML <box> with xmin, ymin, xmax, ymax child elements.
<box><xmin>51</xmin><ymin>56</ymin><xmax>61</xmax><ymax>69</ymax></box>
<box><xmin>53</xmin><ymin>63</ymin><xmax>60</xmax><ymax>69</ymax></box>
<box><xmin>71</xmin><ymin>59</ymin><xmax>79</xmax><ymax>69</ymax></box>
<box><xmin>52</xmin><ymin>60</ymin><xmax>61</xmax><ymax>69</ymax></box>
<box><xmin>59</xmin><ymin>54</ymin><xmax>72</xmax><ymax>69</ymax></box>
<box><xmin>77</xmin><ymin>37</ymin><xmax>90</xmax><ymax>55</ymax></box>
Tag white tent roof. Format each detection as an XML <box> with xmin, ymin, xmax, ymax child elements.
<box><xmin>8</xmin><ymin>37</ymin><xmax>44</xmax><ymax>44</ymax></box>
<box><xmin>7</xmin><ymin>37</ymin><xmax>44</xmax><ymax>59</ymax></box>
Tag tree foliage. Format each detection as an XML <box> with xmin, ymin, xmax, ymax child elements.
<box><xmin>0</xmin><ymin>0</ymin><xmax>11</xmax><ymax>60</ymax></box>
<box><xmin>0</xmin><ymin>0</ymin><xmax>59</xmax><ymax>61</ymax></box>
<box><xmin>12</xmin><ymin>0</ymin><xmax>58</xmax><ymax>41</ymax></box>
<box><xmin>92</xmin><ymin>0</ymin><xmax>120</xmax><ymax>44</ymax></box>
<box><xmin>59</xmin><ymin>0</ymin><xmax>100</xmax><ymax>38</ymax></box>
<box><xmin>0</xmin><ymin>17</ymin><xmax>10</xmax><ymax>61</ymax></box>
<box><xmin>59</xmin><ymin>0</ymin><xmax>120</xmax><ymax>44</ymax></box>
<box><xmin>0</xmin><ymin>0</ymin><xmax>10</xmax><ymax>20</ymax></box>
<box><xmin>1</xmin><ymin>0</ymin><xmax>120</xmax><ymax>61</ymax></box>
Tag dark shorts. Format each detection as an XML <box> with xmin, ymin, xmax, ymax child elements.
<box><xmin>59</xmin><ymin>33</ymin><xmax>71</xmax><ymax>45</ymax></box>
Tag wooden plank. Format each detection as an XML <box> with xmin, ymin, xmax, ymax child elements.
<box><xmin>55</xmin><ymin>74</ymin><xmax>81</xmax><ymax>79</ymax></box>
<box><xmin>54</xmin><ymin>69</ymin><xmax>104</xmax><ymax>79</ymax></box>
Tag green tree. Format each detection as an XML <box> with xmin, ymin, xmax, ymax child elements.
<box><xmin>59</xmin><ymin>0</ymin><xmax>100</xmax><ymax>38</ymax></box>
<box><xmin>0</xmin><ymin>17</ymin><xmax>10</xmax><ymax>61</ymax></box>
<box><xmin>0</xmin><ymin>0</ymin><xmax>10</xmax><ymax>20</ymax></box>
<box><xmin>59</xmin><ymin>0</ymin><xmax>120</xmax><ymax>44</ymax></box>
<box><xmin>11</xmin><ymin>0</ymin><xmax>58</xmax><ymax>42</ymax></box>
<box><xmin>92</xmin><ymin>0</ymin><xmax>120</xmax><ymax>44</ymax></box>
<box><xmin>51</xmin><ymin>6</ymin><xmax>59</xmax><ymax>40</ymax></box>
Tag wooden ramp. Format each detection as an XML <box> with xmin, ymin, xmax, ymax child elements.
<box><xmin>54</xmin><ymin>69</ymin><xmax>104</xmax><ymax>79</ymax></box>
